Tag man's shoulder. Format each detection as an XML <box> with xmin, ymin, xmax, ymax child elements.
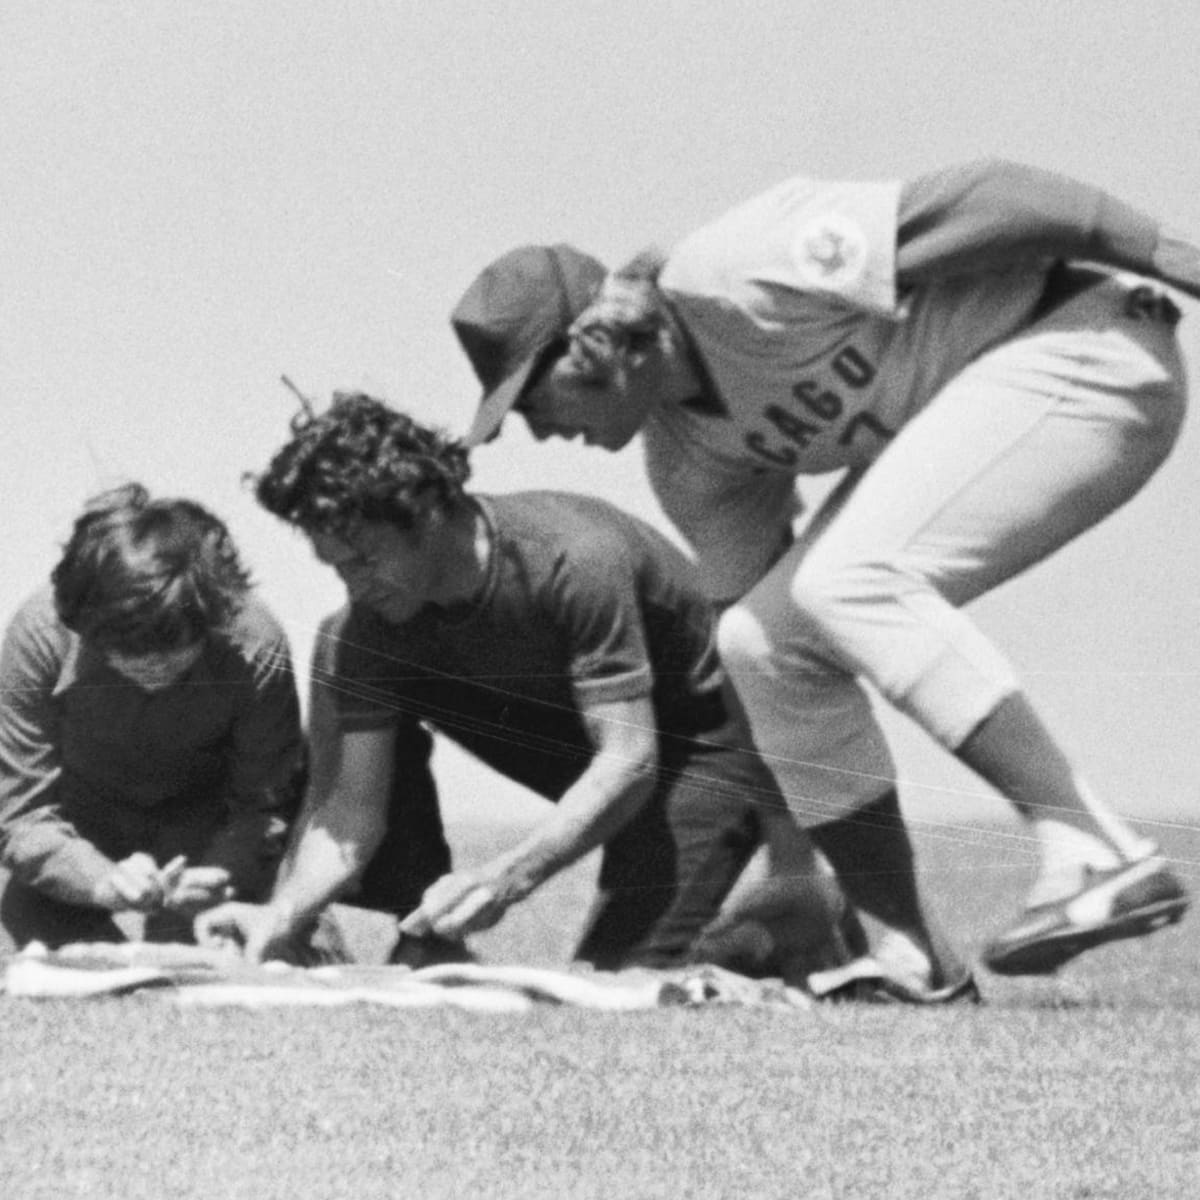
<box><xmin>485</xmin><ymin>492</ymin><xmax>700</xmax><ymax>602</ymax></box>
<box><xmin>4</xmin><ymin>585</ymin><xmax>68</xmax><ymax>649</ymax></box>
<box><xmin>663</xmin><ymin>173</ymin><xmax>901</xmax><ymax>300</ymax></box>
<box><xmin>218</xmin><ymin>594</ymin><xmax>292</xmax><ymax>661</ymax></box>
<box><xmin>0</xmin><ymin>586</ymin><xmax>74</xmax><ymax>690</ymax></box>
<box><xmin>487</xmin><ymin>490</ymin><xmax>651</xmax><ymax>544</ymax></box>
<box><xmin>488</xmin><ymin>492</ymin><xmax>661</xmax><ymax>577</ymax></box>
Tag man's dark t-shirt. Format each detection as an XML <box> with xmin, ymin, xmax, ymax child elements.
<box><xmin>321</xmin><ymin>492</ymin><xmax>726</xmax><ymax>799</ymax></box>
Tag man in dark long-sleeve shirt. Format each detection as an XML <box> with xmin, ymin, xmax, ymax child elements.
<box><xmin>0</xmin><ymin>484</ymin><xmax>304</xmax><ymax>951</ymax></box>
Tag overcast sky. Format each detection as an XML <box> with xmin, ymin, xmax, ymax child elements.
<box><xmin>3</xmin><ymin>1</ymin><xmax>1199</xmax><ymax>836</ymax></box>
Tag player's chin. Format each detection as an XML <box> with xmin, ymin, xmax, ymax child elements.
<box><xmin>592</xmin><ymin>429</ymin><xmax>638</xmax><ymax>452</ymax></box>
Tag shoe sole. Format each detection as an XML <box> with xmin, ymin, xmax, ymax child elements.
<box><xmin>984</xmin><ymin>894</ymin><xmax>1189</xmax><ymax>976</ymax></box>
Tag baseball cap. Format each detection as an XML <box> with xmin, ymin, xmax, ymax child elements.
<box><xmin>451</xmin><ymin>244</ymin><xmax>607</xmax><ymax>446</ymax></box>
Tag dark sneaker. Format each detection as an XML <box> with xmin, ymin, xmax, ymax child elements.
<box><xmin>982</xmin><ymin>854</ymin><xmax>1189</xmax><ymax>976</ymax></box>
<box><xmin>388</xmin><ymin>933</ymin><xmax>475</xmax><ymax>970</ymax></box>
<box><xmin>807</xmin><ymin>956</ymin><xmax>982</xmax><ymax>1006</ymax></box>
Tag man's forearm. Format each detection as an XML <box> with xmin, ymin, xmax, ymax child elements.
<box><xmin>267</xmin><ymin>807</ymin><xmax>384</xmax><ymax>934</ymax></box>
<box><xmin>898</xmin><ymin>159</ymin><xmax>1200</xmax><ymax>296</ymax></box>
<box><xmin>490</xmin><ymin>767</ymin><xmax>655</xmax><ymax>902</ymax></box>
<box><xmin>2</xmin><ymin>818</ymin><xmax>117</xmax><ymax>908</ymax></box>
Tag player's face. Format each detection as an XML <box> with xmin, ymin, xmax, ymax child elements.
<box><xmin>517</xmin><ymin>353</ymin><xmax>652</xmax><ymax>451</ymax></box>
<box><xmin>310</xmin><ymin>521</ymin><xmax>443</xmax><ymax>624</ymax></box>
<box><xmin>104</xmin><ymin>642</ymin><xmax>204</xmax><ymax>692</ymax></box>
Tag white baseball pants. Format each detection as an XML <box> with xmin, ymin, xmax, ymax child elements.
<box><xmin>715</xmin><ymin>273</ymin><xmax>1187</xmax><ymax>823</ymax></box>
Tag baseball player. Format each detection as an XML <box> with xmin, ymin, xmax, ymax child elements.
<box><xmin>196</xmin><ymin>393</ymin><xmax>969</xmax><ymax>998</ymax></box>
<box><xmin>450</xmin><ymin>158</ymin><xmax>1196</xmax><ymax>976</ymax></box>
<box><xmin>0</xmin><ymin>485</ymin><xmax>305</xmax><ymax>951</ymax></box>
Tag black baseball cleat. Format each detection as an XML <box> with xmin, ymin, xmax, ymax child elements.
<box><xmin>982</xmin><ymin>854</ymin><xmax>1189</xmax><ymax>976</ymax></box>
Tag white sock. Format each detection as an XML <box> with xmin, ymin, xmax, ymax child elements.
<box><xmin>872</xmin><ymin>929</ymin><xmax>932</xmax><ymax>989</ymax></box>
<box><xmin>1029</xmin><ymin>815</ymin><xmax>1155</xmax><ymax>906</ymax></box>
<box><xmin>1072</xmin><ymin>775</ymin><xmax>1156</xmax><ymax>861</ymax></box>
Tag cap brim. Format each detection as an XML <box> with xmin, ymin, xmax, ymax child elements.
<box><xmin>463</xmin><ymin>346</ymin><xmax>544</xmax><ymax>448</ymax></box>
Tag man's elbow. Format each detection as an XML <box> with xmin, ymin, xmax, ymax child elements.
<box><xmin>619</xmin><ymin>735</ymin><xmax>661</xmax><ymax>801</ymax></box>
<box><xmin>340</xmin><ymin>804</ymin><xmax>389</xmax><ymax>877</ymax></box>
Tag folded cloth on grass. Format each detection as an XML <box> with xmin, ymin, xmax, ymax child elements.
<box><xmin>2</xmin><ymin>943</ymin><xmax>811</xmax><ymax>1012</ymax></box>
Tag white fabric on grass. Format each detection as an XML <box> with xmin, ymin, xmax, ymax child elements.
<box><xmin>2</xmin><ymin>942</ymin><xmax>811</xmax><ymax>1012</ymax></box>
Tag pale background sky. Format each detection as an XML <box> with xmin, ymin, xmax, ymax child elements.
<box><xmin>3</xmin><ymin>1</ymin><xmax>1198</xmax><ymax>842</ymax></box>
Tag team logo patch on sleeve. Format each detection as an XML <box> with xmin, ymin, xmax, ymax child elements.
<box><xmin>791</xmin><ymin>213</ymin><xmax>869</xmax><ymax>291</ymax></box>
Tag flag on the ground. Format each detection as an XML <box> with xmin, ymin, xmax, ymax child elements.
<box><xmin>2</xmin><ymin>942</ymin><xmax>812</xmax><ymax>1013</ymax></box>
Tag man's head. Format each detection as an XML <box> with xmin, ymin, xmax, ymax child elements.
<box><xmin>452</xmin><ymin>246</ymin><xmax>672</xmax><ymax>451</ymax></box>
<box><xmin>253</xmin><ymin>393</ymin><xmax>475</xmax><ymax>622</ymax></box>
<box><xmin>52</xmin><ymin>484</ymin><xmax>251</xmax><ymax>688</ymax></box>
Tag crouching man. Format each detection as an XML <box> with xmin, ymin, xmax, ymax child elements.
<box><xmin>196</xmin><ymin>393</ymin><xmax>849</xmax><ymax>973</ymax></box>
<box><xmin>0</xmin><ymin>485</ymin><xmax>305</xmax><ymax>951</ymax></box>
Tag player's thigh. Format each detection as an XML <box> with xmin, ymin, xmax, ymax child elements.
<box><xmin>603</xmin><ymin>753</ymin><xmax>760</xmax><ymax>903</ymax></box>
<box><xmin>799</xmin><ymin>313</ymin><xmax>1185</xmax><ymax>605</ymax></box>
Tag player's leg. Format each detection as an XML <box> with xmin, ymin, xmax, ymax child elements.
<box><xmin>784</xmin><ymin>271</ymin><xmax>1188</xmax><ymax>972</ymax></box>
<box><xmin>716</xmin><ymin>546</ymin><xmax>966</xmax><ymax>987</ymax></box>
<box><xmin>353</xmin><ymin>724</ymin><xmax>449</xmax><ymax>918</ymax></box>
<box><xmin>808</xmin><ymin>790</ymin><xmax>976</xmax><ymax>999</ymax></box>
<box><xmin>685</xmin><ymin>825</ymin><xmax>861</xmax><ymax>984</ymax></box>
<box><xmin>572</xmin><ymin>689</ymin><xmax>766</xmax><ymax>970</ymax></box>
<box><xmin>355</xmin><ymin>724</ymin><xmax>470</xmax><ymax>967</ymax></box>
<box><xmin>576</xmin><ymin>683</ymin><xmax>876</xmax><ymax>984</ymax></box>
<box><xmin>957</xmin><ymin>692</ymin><xmax>1187</xmax><ymax>973</ymax></box>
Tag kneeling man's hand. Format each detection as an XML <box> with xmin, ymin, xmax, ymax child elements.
<box><xmin>162</xmin><ymin>866</ymin><xmax>234</xmax><ymax>917</ymax></box>
<box><xmin>194</xmin><ymin>900</ymin><xmax>297</xmax><ymax>964</ymax></box>
<box><xmin>93</xmin><ymin>852</ymin><xmax>168</xmax><ymax>913</ymax></box>
<box><xmin>400</xmin><ymin>869</ymin><xmax>512</xmax><ymax>941</ymax></box>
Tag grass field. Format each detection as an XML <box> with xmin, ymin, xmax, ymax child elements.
<box><xmin>3</xmin><ymin>813</ymin><xmax>1199</xmax><ymax>1200</ymax></box>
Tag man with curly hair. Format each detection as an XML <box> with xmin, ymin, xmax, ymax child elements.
<box><xmin>0</xmin><ymin>485</ymin><xmax>305</xmax><ymax>951</ymax></box>
<box><xmin>196</xmin><ymin>393</ymin><xmax>948</xmax><ymax>991</ymax></box>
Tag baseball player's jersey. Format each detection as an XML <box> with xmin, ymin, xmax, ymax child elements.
<box><xmin>653</xmin><ymin>173</ymin><xmax>1047</xmax><ymax>477</ymax></box>
<box><xmin>642</xmin><ymin>161</ymin><xmax>1195</xmax><ymax>599</ymax></box>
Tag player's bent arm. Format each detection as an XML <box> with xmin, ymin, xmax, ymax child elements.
<box><xmin>0</xmin><ymin>615</ymin><xmax>119</xmax><ymax>906</ymax></box>
<box><xmin>897</xmin><ymin>159</ymin><xmax>1200</xmax><ymax>299</ymax></box>
<box><xmin>405</xmin><ymin>696</ymin><xmax>662</xmax><ymax>941</ymax></box>
<box><xmin>482</xmin><ymin>695</ymin><xmax>661</xmax><ymax>906</ymax></box>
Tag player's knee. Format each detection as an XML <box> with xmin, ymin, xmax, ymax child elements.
<box><xmin>715</xmin><ymin>604</ymin><xmax>772</xmax><ymax>682</ymax></box>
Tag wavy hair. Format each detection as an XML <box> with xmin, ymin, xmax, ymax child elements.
<box><xmin>556</xmin><ymin>247</ymin><xmax>672</xmax><ymax>389</ymax></box>
<box><xmin>52</xmin><ymin>484</ymin><xmax>252</xmax><ymax>653</ymax></box>
<box><xmin>252</xmin><ymin>392</ymin><xmax>471</xmax><ymax>536</ymax></box>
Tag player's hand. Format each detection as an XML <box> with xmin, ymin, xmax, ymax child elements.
<box><xmin>162</xmin><ymin>866</ymin><xmax>235</xmax><ymax>917</ymax></box>
<box><xmin>93</xmin><ymin>851</ymin><xmax>168</xmax><ymax>913</ymax></box>
<box><xmin>193</xmin><ymin>900</ymin><xmax>298</xmax><ymax>964</ymax></box>
<box><xmin>399</xmin><ymin>870</ymin><xmax>510</xmax><ymax>940</ymax></box>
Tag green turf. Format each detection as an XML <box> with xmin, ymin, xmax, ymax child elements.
<box><xmin>3</xmin><ymin>817</ymin><xmax>1199</xmax><ymax>1200</ymax></box>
